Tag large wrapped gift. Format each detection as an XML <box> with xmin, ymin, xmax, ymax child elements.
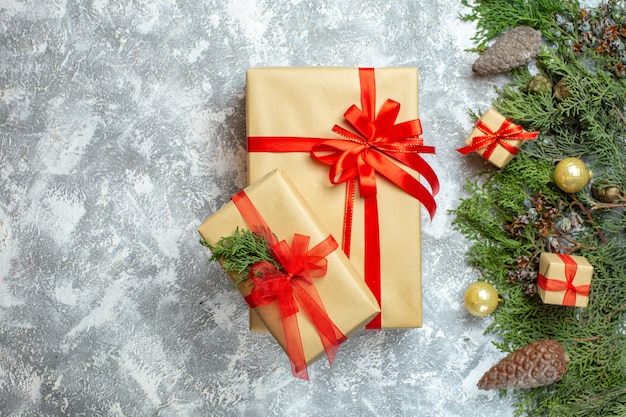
<box><xmin>198</xmin><ymin>169</ymin><xmax>380</xmax><ymax>379</ymax></box>
<box><xmin>246</xmin><ymin>67</ymin><xmax>439</xmax><ymax>328</ymax></box>
<box><xmin>536</xmin><ymin>252</ymin><xmax>593</xmax><ymax>307</ymax></box>
<box><xmin>456</xmin><ymin>108</ymin><xmax>539</xmax><ymax>168</ymax></box>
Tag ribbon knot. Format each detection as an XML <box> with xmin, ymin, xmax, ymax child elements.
<box><xmin>268</xmin><ymin>233</ymin><xmax>330</xmax><ymax>282</ymax></box>
<box><xmin>246</xmin><ymin>234</ymin><xmax>329</xmax><ymax>302</ymax></box>
<box><xmin>456</xmin><ymin>117</ymin><xmax>539</xmax><ymax>160</ymax></box>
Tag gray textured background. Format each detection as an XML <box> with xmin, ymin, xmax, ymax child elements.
<box><xmin>1</xmin><ymin>0</ymin><xmax>523</xmax><ymax>416</ymax></box>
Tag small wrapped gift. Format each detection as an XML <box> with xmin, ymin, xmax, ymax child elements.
<box><xmin>536</xmin><ymin>252</ymin><xmax>593</xmax><ymax>307</ymax></box>
<box><xmin>246</xmin><ymin>67</ymin><xmax>439</xmax><ymax>329</ymax></box>
<box><xmin>198</xmin><ymin>169</ymin><xmax>380</xmax><ymax>379</ymax></box>
<box><xmin>457</xmin><ymin>108</ymin><xmax>539</xmax><ymax>168</ymax></box>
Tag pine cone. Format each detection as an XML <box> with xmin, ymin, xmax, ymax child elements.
<box><xmin>553</xmin><ymin>78</ymin><xmax>572</xmax><ymax>101</ymax></box>
<box><xmin>592</xmin><ymin>182</ymin><xmax>622</xmax><ymax>203</ymax></box>
<box><xmin>526</xmin><ymin>74</ymin><xmax>553</xmax><ymax>94</ymax></box>
<box><xmin>472</xmin><ymin>26</ymin><xmax>543</xmax><ymax>76</ymax></box>
<box><xmin>477</xmin><ymin>339</ymin><xmax>568</xmax><ymax>390</ymax></box>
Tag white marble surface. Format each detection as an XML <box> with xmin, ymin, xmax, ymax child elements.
<box><xmin>1</xmin><ymin>1</ymin><xmax>518</xmax><ymax>416</ymax></box>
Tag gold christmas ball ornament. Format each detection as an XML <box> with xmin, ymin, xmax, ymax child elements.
<box><xmin>553</xmin><ymin>157</ymin><xmax>592</xmax><ymax>193</ymax></box>
<box><xmin>464</xmin><ymin>282</ymin><xmax>503</xmax><ymax>317</ymax></box>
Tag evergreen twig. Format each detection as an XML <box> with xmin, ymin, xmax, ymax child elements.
<box><xmin>203</xmin><ymin>228</ymin><xmax>280</xmax><ymax>287</ymax></box>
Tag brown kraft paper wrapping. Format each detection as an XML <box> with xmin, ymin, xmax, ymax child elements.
<box><xmin>198</xmin><ymin>169</ymin><xmax>380</xmax><ymax>367</ymax></box>
<box><xmin>246</xmin><ymin>67</ymin><xmax>425</xmax><ymax>328</ymax></box>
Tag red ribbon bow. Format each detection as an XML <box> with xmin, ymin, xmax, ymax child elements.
<box><xmin>456</xmin><ymin>117</ymin><xmax>539</xmax><ymax>160</ymax></box>
<box><xmin>537</xmin><ymin>253</ymin><xmax>590</xmax><ymax>307</ymax></box>
<box><xmin>232</xmin><ymin>191</ymin><xmax>345</xmax><ymax>380</ymax></box>
<box><xmin>310</xmin><ymin>97</ymin><xmax>439</xmax><ymax>216</ymax></box>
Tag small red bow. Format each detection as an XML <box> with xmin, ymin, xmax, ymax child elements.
<box><xmin>245</xmin><ymin>233</ymin><xmax>335</xmax><ymax>318</ymax></box>
<box><xmin>456</xmin><ymin>117</ymin><xmax>538</xmax><ymax>160</ymax></box>
<box><xmin>243</xmin><ymin>232</ymin><xmax>345</xmax><ymax>380</ymax></box>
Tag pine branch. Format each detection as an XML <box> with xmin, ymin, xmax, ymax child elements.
<box><xmin>460</xmin><ymin>0</ymin><xmax>580</xmax><ymax>49</ymax></box>
<box><xmin>454</xmin><ymin>3</ymin><xmax>626</xmax><ymax>413</ymax></box>
<box><xmin>204</xmin><ymin>228</ymin><xmax>280</xmax><ymax>287</ymax></box>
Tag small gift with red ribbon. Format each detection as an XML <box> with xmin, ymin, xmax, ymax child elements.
<box><xmin>536</xmin><ymin>252</ymin><xmax>593</xmax><ymax>307</ymax></box>
<box><xmin>198</xmin><ymin>169</ymin><xmax>380</xmax><ymax>379</ymax></box>
<box><xmin>246</xmin><ymin>67</ymin><xmax>439</xmax><ymax>329</ymax></box>
<box><xmin>457</xmin><ymin>108</ymin><xmax>539</xmax><ymax>168</ymax></box>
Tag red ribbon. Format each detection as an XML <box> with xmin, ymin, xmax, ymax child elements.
<box><xmin>537</xmin><ymin>253</ymin><xmax>590</xmax><ymax>307</ymax></box>
<box><xmin>232</xmin><ymin>190</ymin><xmax>346</xmax><ymax>380</ymax></box>
<box><xmin>456</xmin><ymin>117</ymin><xmax>538</xmax><ymax>160</ymax></box>
<box><xmin>248</xmin><ymin>68</ymin><xmax>439</xmax><ymax>328</ymax></box>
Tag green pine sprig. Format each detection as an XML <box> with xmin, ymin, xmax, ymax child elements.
<box><xmin>455</xmin><ymin>1</ymin><xmax>626</xmax><ymax>416</ymax></box>
<box><xmin>201</xmin><ymin>228</ymin><xmax>280</xmax><ymax>287</ymax></box>
<box><xmin>459</xmin><ymin>0</ymin><xmax>580</xmax><ymax>50</ymax></box>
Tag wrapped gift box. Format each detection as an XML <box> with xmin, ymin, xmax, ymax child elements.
<box><xmin>246</xmin><ymin>67</ymin><xmax>438</xmax><ymax>328</ymax></box>
<box><xmin>537</xmin><ymin>252</ymin><xmax>593</xmax><ymax>307</ymax></box>
<box><xmin>458</xmin><ymin>108</ymin><xmax>538</xmax><ymax>168</ymax></box>
<box><xmin>198</xmin><ymin>169</ymin><xmax>380</xmax><ymax>377</ymax></box>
